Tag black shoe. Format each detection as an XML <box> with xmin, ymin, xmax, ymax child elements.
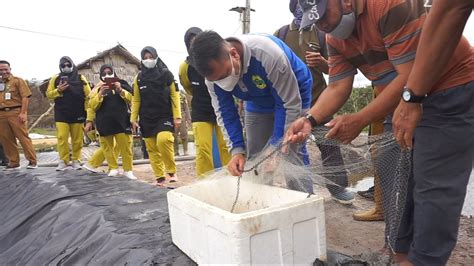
<box><xmin>0</xmin><ymin>161</ymin><xmax>8</xmax><ymax>167</ymax></box>
<box><xmin>156</xmin><ymin>177</ymin><xmax>166</xmax><ymax>183</ymax></box>
<box><xmin>357</xmin><ymin>186</ymin><xmax>375</xmax><ymax>201</ymax></box>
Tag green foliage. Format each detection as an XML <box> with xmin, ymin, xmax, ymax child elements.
<box><xmin>336</xmin><ymin>85</ymin><xmax>373</xmax><ymax>115</ymax></box>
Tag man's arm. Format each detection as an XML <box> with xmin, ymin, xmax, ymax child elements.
<box><xmin>206</xmin><ymin>81</ymin><xmax>245</xmax><ymax>156</ymax></box>
<box><xmin>17</xmin><ymin>78</ymin><xmax>32</xmax><ymax>123</ymax></box>
<box><xmin>19</xmin><ymin>97</ymin><xmax>29</xmax><ymax>123</ymax></box>
<box><xmin>357</xmin><ymin>62</ymin><xmax>413</xmax><ymax>126</ymax></box>
<box><xmin>307</xmin><ymin>75</ymin><xmax>354</xmax><ymax>123</ymax></box>
<box><xmin>406</xmin><ymin>0</ymin><xmax>473</xmax><ymax>95</ymax></box>
<box><xmin>285</xmin><ymin>75</ymin><xmax>354</xmax><ymax>143</ymax></box>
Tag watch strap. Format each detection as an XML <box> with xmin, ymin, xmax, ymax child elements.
<box><xmin>304</xmin><ymin>113</ymin><xmax>318</xmax><ymax>128</ymax></box>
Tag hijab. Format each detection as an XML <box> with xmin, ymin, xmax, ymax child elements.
<box><xmin>184</xmin><ymin>27</ymin><xmax>203</xmax><ymax>66</ymax></box>
<box><xmin>139</xmin><ymin>46</ymin><xmax>174</xmax><ymax>86</ymax></box>
<box><xmin>59</xmin><ymin>56</ymin><xmax>82</xmax><ymax>86</ymax></box>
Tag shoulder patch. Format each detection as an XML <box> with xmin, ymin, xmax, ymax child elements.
<box><xmin>252</xmin><ymin>75</ymin><xmax>267</xmax><ymax>89</ymax></box>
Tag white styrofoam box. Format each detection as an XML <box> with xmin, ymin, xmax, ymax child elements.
<box><xmin>167</xmin><ymin>177</ymin><xmax>326</xmax><ymax>265</ymax></box>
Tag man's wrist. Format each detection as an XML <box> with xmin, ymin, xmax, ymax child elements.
<box><xmin>303</xmin><ymin>113</ymin><xmax>318</xmax><ymax>128</ymax></box>
<box><xmin>230</xmin><ymin>147</ymin><xmax>246</xmax><ymax>157</ymax></box>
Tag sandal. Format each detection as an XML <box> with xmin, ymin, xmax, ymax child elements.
<box><xmin>168</xmin><ymin>173</ymin><xmax>178</xmax><ymax>183</ymax></box>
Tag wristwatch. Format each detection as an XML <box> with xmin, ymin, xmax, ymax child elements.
<box><xmin>402</xmin><ymin>87</ymin><xmax>427</xmax><ymax>103</ymax></box>
<box><xmin>304</xmin><ymin>113</ymin><xmax>318</xmax><ymax>128</ymax></box>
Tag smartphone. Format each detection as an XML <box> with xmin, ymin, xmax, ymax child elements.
<box><xmin>307</xmin><ymin>42</ymin><xmax>320</xmax><ymax>52</ymax></box>
<box><xmin>60</xmin><ymin>76</ymin><xmax>69</xmax><ymax>84</ymax></box>
<box><xmin>104</xmin><ymin>77</ymin><xmax>120</xmax><ymax>87</ymax></box>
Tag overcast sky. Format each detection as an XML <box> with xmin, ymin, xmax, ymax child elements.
<box><xmin>1</xmin><ymin>0</ymin><xmax>474</xmax><ymax>88</ymax></box>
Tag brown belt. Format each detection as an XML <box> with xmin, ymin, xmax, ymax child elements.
<box><xmin>0</xmin><ymin>106</ymin><xmax>21</xmax><ymax>111</ymax></box>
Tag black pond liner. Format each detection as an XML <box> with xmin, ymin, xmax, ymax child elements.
<box><xmin>0</xmin><ymin>168</ymin><xmax>195</xmax><ymax>265</ymax></box>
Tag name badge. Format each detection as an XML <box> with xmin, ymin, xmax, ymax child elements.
<box><xmin>0</xmin><ymin>83</ymin><xmax>4</xmax><ymax>91</ymax></box>
<box><xmin>4</xmin><ymin>92</ymin><xmax>11</xmax><ymax>100</ymax></box>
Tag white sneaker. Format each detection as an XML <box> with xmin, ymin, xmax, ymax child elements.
<box><xmin>71</xmin><ymin>160</ymin><xmax>82</xmax><ymax>170</ymax></box>
<box><xmin>56</xmin><ymin>161</ymin><xmax>69</xmax><ymax>171</ymax></box>
<box><xmin>83</xmin><ymin>163</ymin><xmax>100</xmax><ymax>173</ymax></box>
<box><xmin>108</xmin><ymin>169</ymin><xmax>119</xmax><ymax>177</ymax></box>
<box><xmin>123</xmin><ymin>171</ymin><xmax>137</xmax><ymax>180</ymax></box>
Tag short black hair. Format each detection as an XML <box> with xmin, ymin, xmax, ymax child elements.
<box><xmin>0</xmin><ymin>60</ymin><xmax>10</xmax><ymax>66</ymax></box>
<box><xmin>189</xmin><ymin>30</ymin><xmax>228</xmax><ymax>77</ymax></box>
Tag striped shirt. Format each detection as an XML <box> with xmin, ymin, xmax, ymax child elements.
<box><xmin>328</xmin><ymin>0</ymin><xmax>473</xmax><ymax>93</ymax></box>
<box><xmin>206</xmin><ymin>34</ymin><xmax>312</xmax><ymax>155</ymax></box>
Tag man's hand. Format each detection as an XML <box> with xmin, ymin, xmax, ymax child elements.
<box><xmin>393</xmin><ymin>101</ymin><xmax>422</xmax><ymax>150</ymax></box>
<box><xmin>84</xmin><ymin>121</ymin><xmax>93</xmax><ymax>132</ymax></box>
<box><xmin>131</xmin><ymin>121</ymin><xmax>140</xmax><ymax>135</ymax></box>
<box><xmin>228</xmin><ymin>153</ymin><xmax>246</xmax><ymax>176</ymax></box>
<box><xmin>18</xmin><ymin>112</ymin><xmax>27</xmax><ymax>124</ymax></box>
<box><xmin>305</xmin><ymin>51</ymin><xmax>328</xmax><ymax>71</ymax></box>
<box><xmin>174</xmin><ymin>118</ymin><xmax>182</xmax><ymax>130</ymax></box>
<box><xmin>325</xmin><ymin>114</ymin><xmax>366</xmax><ymax>144</ymax></box>
<box><xmin>57</xmin><ymin>82</ymin><xmax>69</xmax><ymax>92</ymax></box>
<box><xmin>285</xmin><ymin>117</ymin><xmax>312</xmax><ymax>144</ymax></box>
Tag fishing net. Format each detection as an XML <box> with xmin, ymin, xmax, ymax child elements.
<box><xmin>197</xmin><ymin>125</ymin><xmax>411</xmax><ymax>252</ymax></box>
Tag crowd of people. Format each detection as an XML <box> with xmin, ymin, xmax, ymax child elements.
<box><xmin>0</xmin><ymin>0</ymin><xmax>473</xmax><ymax>264</ymax></box>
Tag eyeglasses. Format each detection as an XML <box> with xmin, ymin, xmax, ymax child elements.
<box><xmin>61</xmin><ymin>64</ymin><xmax>72</xmax><ymax>68</ymax></box>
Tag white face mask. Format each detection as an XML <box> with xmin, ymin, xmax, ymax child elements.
<box><xmin>328</xmin><ymin>12</ymin><xmax>356</xmax><ymax>40</ymax></box>
<box><xmin>61</xmin><ymin>66</ymin><xmax>73</xmax><ymax>74</ymax></box>
<box><xmin>102</xmin><ymin>73</ymin><xmax>114</xmax><ymax>80</ymax></box>
<box><xmin>142</xmin><ymin>59</ymin><xmax>157</xmax><ymax>69</ymax></box>
<box><xmin>214</xmin><ymin>54</ymin><xmax>240</xmax><ymax>92</ymax></box>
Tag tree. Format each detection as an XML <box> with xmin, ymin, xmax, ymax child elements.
<box><xmin>337</xmin><ymin>85</ymin><xmax>373</xmax><ymax>115</ymax></box>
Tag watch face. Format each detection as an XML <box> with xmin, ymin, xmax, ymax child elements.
<box><xmin>402</xmin><ymin>90</ymin><xmax>411</xmax><ymax>101</ymax></box>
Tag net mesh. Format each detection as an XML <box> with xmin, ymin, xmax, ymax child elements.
<box><xmin>198</xmin><ymin>125</ymin><xmax>411</xmax><ymax>252</ymax></box>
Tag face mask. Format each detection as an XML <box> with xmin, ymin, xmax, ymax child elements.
<box><xmin>61</xmin><ymin>66</ymin><xmax>73</xmax><ymax>74</ymax></box>
<box><xmin>102</xmin><ymin>73</ymin><xmax>114</xmax><ymax>80</ymax></box>
<box><xmin>142</xmin><ymin>59</ymin><xmax>157</xmax><ymax>69</ymax></box>
<box><xmin>214</xmin><ymin>54</ymin><xmax>240</xmax><ymax>92</ymax></box>
<box><xmin>328</xmin><ymin>12</ymin><xmax>356</xmax><ymax>40</ymax></box>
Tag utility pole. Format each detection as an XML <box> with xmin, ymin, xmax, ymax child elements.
<box><xmin>229</xmin><ymin>0</ymin><xmax>255</xmax><ymax>34</ymax></box>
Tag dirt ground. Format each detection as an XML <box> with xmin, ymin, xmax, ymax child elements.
<box><xmin>130</xmin><ymin>160</ymin><xmax>474</xmax><ymax>265</ymax></box>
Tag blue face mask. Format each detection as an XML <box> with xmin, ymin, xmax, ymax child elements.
<box><xmin>293</xmin><ymin>4</ymin><xmax>304</xmax><ymax>27</ymax></box>
<box><xmin>328</xmin><ymin>12</ymin><xmax>356</xmax><ymax>39</ymax></box>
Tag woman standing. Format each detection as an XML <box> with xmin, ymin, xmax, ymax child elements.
<box><xmin>131</xmin><ymin>47</ymin><xmax>181</xmax><ymax>183</ymax></box>
<box><xmin>88</xmin><ymin>64</ymin><xmax>135</xmax><ymax>179</ymax></box>
<box><xmin>179</xmin><ymin>27</ymin><xmax>230</xmax><ymax>177</ymax></box>
<box><xmin>46</xmin><ymin>56</ymin><xmax>91</xmax><ymax>171</ymax></box>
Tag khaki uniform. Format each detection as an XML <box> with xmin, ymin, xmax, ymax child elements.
<box><xmin>0</xmin><ymin>75</ymin><xmax>37</xmax><ymax>166</ymax></box>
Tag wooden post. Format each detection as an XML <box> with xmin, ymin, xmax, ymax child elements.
<box><xmin>29</xmin><ymin>103</ymin><xmax>54</xmax><ymax>131</ymax></box>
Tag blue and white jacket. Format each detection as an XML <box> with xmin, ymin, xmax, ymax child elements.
<box><xmin>206</xmin><ymin>34</ymin><xmax>312</xmax><ymax>156</ymax></box>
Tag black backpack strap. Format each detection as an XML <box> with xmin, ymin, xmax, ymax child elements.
<box><xmin>276</xmin><ymin>24</ymin><xmax>290</xmax><ymax>40</ymax></box>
